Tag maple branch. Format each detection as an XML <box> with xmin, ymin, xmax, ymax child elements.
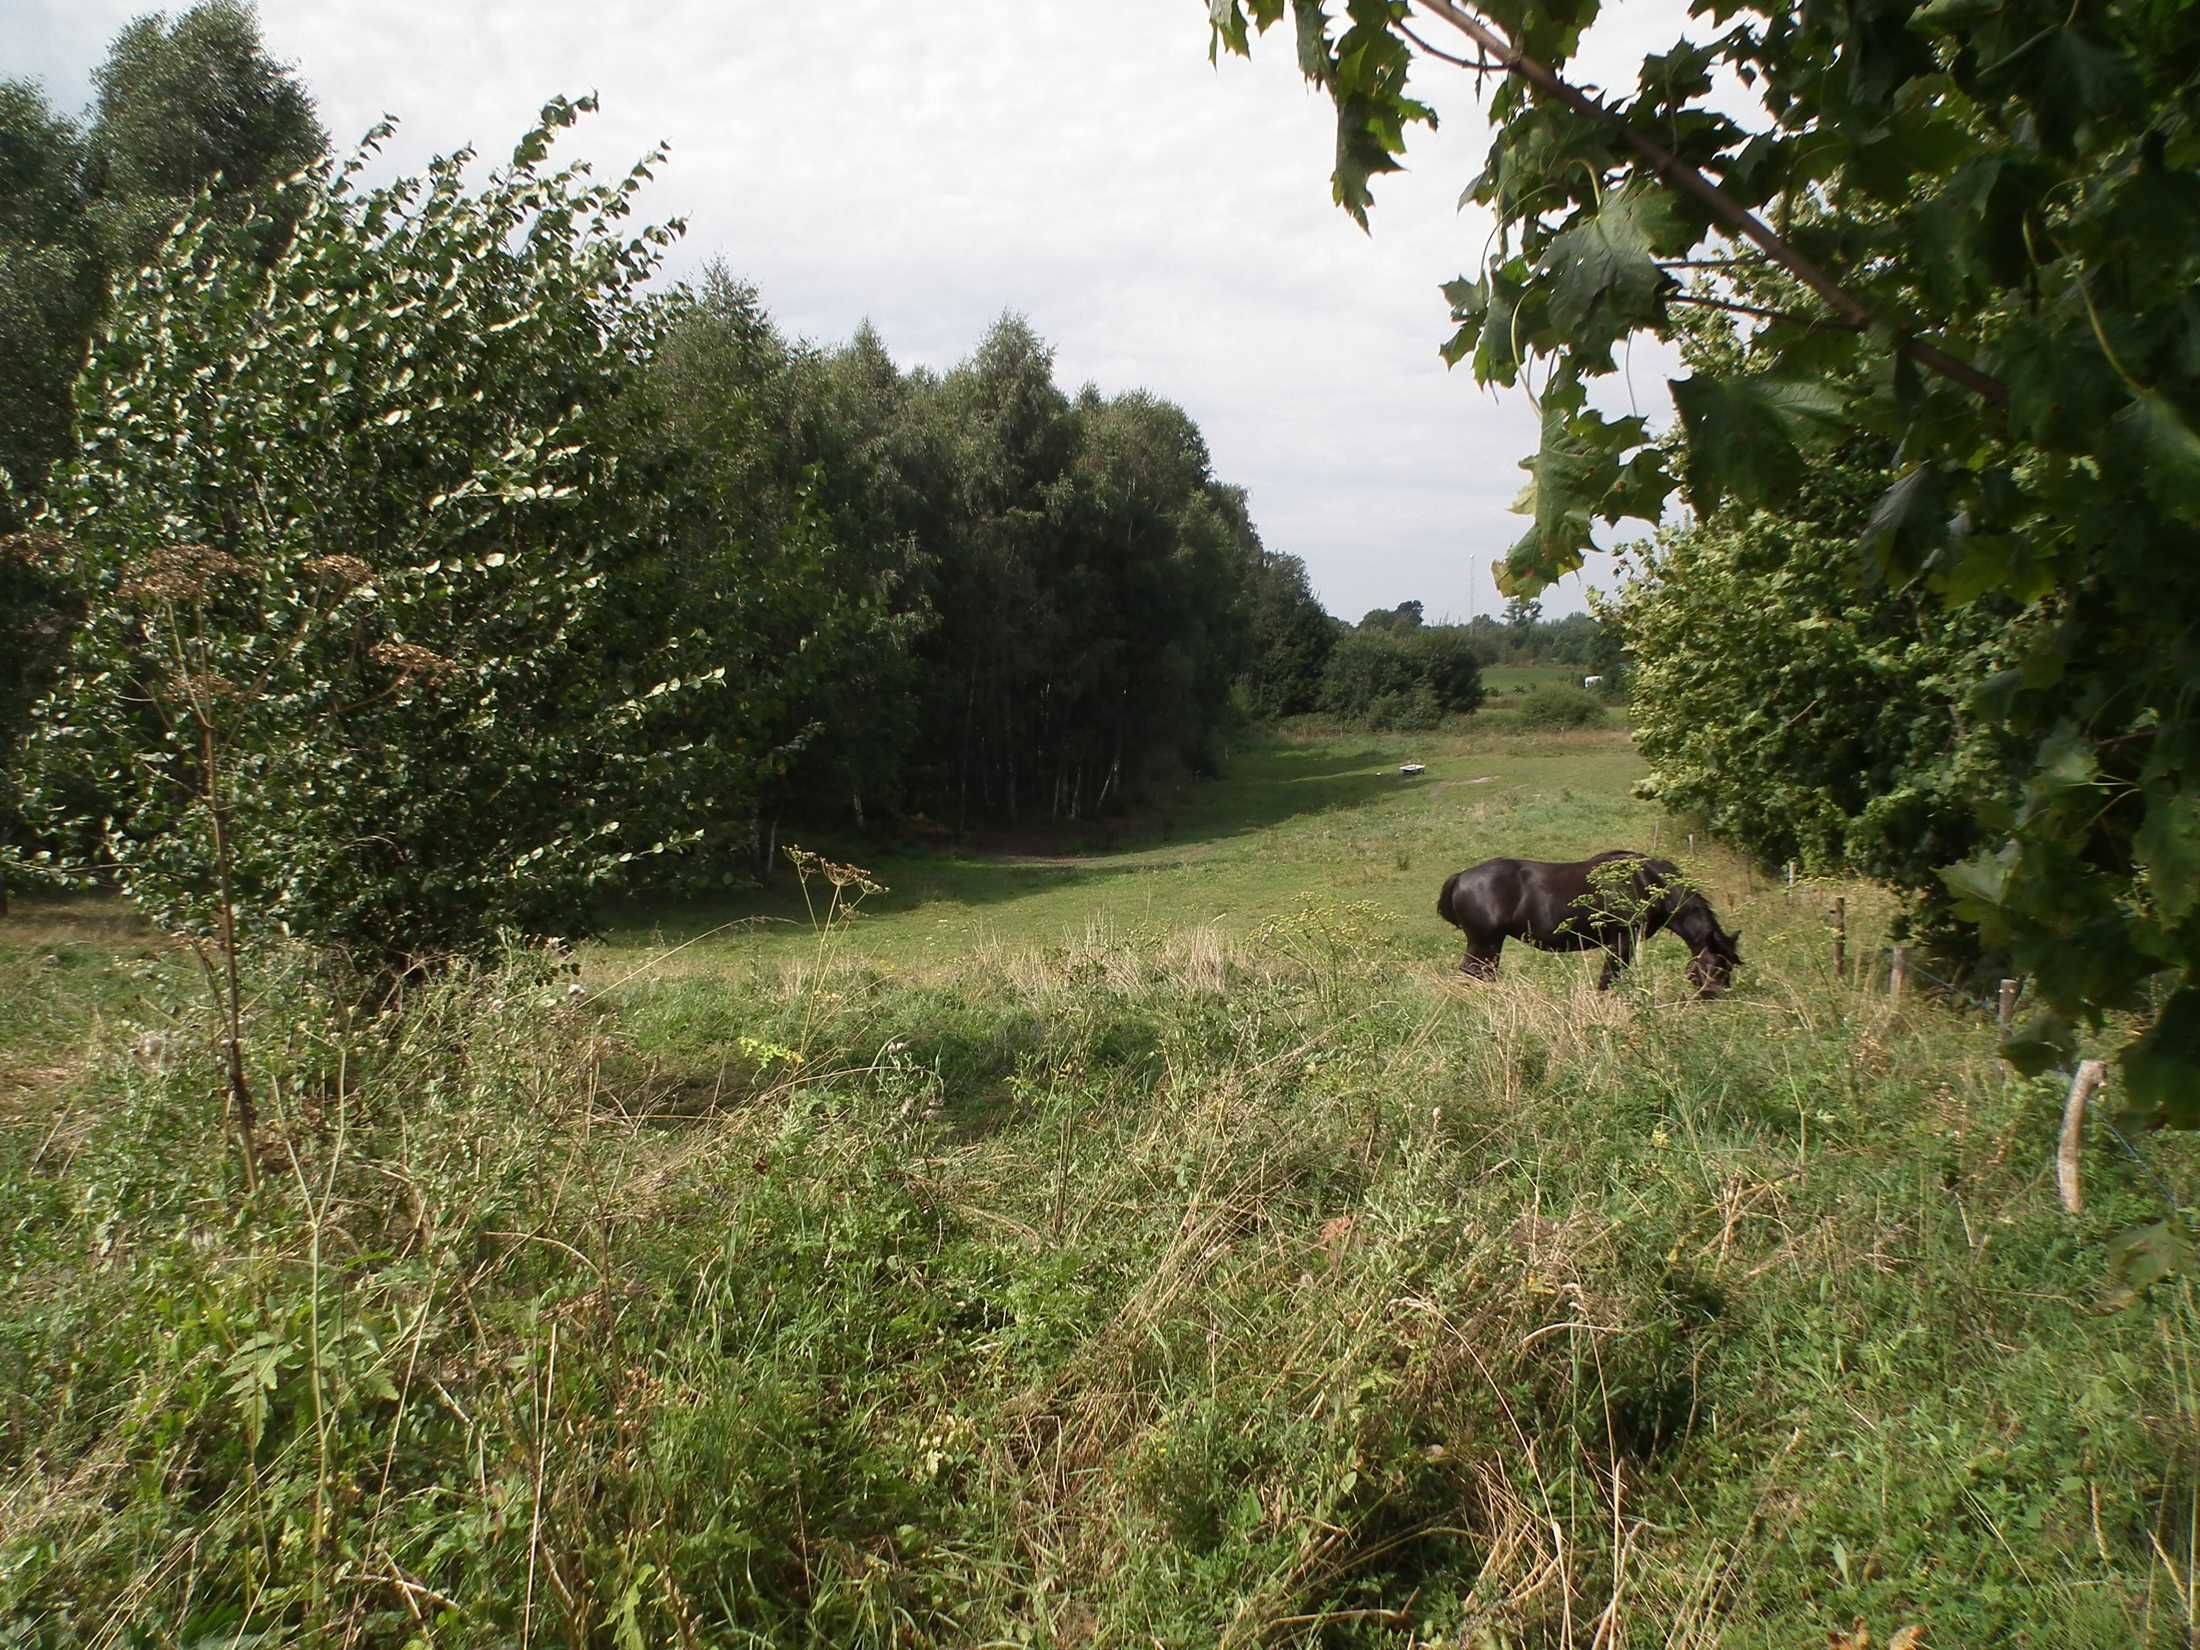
<box><xmin>1667</xmin><ymin>291</ymin><xmax>1859</xmax><ymax>331</ymax></box>
<box><xmin>1657</xmin><ymin>256</ymin><xmax>1770</xmax><ymax>271</ymax></box>
<box><xmin>1397</xmin><ymin>20</ymin><xmax>1502</xmax><ymax>73</ymax></box>
<box><xmin>1406</xmin><ymin>0</ymin><xmax>2009</xmax><ymax>406</ymax></box>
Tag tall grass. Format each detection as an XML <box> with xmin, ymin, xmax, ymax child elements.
<box><xmin>2</xmin><ymin>893</ymin><xmax>2195</xmax><ymax>1646</ymax></box>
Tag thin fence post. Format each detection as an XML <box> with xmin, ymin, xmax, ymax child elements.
<box><xmin>1998</xmin><ymin>978</ymin><xmax>2020</xmax><ymax>1033</ymax></box>
<box><xmin>2058</xmin><ymin>1060</ymin><xmax>2107</xmax><ymax>1216</ymax></box>
<box><xmin>1652</xmin><ymin>820</ymin><xmax>1662</xmax><ymax>852</ymax></box>
<box><xmin>1830</xmin><ymin>896</ymin><xmax>1847</xmax><ymax>979</ymax></box>
<box><xmin>1686</xmin><ymin>832</ymin><xmax>1694</xmax><ymax>854</ymax></box>
<box><xmin>1890</xmin><ymin>945</ymin><xmax>1908</xmax><ymax>1000</ymax></box>
<box><xmin>1786</xmin><ymin>862</ymin><xmax>1795</xmax><ymax>899</ymax></box>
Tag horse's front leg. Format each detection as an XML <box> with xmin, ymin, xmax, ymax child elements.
<box><xmin>1461</xmin><ymin>936</ymin><xmax>1503</xmax><ymax>980</ymax></box>
<box><xmin>1595</xmin><ymin>933</ymin><xmax>1635</xmax><ymax>990</ymax></box>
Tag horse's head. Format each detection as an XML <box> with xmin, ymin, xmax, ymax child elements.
<box><xmin>1687</xmin><ymin>926</ymin><xmax>1743</xmax><ymax>998</ymax></box>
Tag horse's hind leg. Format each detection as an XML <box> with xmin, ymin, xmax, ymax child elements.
<box><xmin>1461</xmin><ymin>936</ymin><xmax>1503</xmax><ymax>980</ymax></box>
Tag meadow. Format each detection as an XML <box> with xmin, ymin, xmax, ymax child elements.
<box><xmin>3</xmin><ymin>722</ymin><xmax>2196</xmax><ymax>1648</ymax></box>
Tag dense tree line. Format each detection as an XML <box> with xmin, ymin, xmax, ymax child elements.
<box><xmin>1238</xmin><ymin>547</ymin><xmax>1338</xmax><ymax>718</ymax></box>
<box><xmin>0</xmin><ymin>3</ymin><xmax>1314</xmax><ymax>956</ymax></box>
<box><xmin>642</xmin><ymin>274</ymin><xmax>1272</xmax><ymax>843</ymax></box>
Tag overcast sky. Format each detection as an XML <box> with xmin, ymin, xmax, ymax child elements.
<box><xmin>10</xmin><ymin>0</ymin><xmax>1707</xmax><ymax>621</ymax></box>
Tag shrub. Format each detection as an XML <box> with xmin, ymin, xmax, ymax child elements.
<box><xmin>1365</xmin><ymin>684</ymin><xmax>1443</xmax><ymax>732</ymax></box>
<box><xmin>1512</xmin><ymin>683</ymin><xmax>1608</xmax><ymax>730</ymax></box>
<box><xmin>1317</xmin><ymin>626</ymin><xmax>1483</xmax><ymax>728</ymax></box>
<box><xmin>1600</xmin><ymin>445</ymin><xmax>2013</xmax><ymax>960</ymax></box>
<box><xmin>20</xmin><ymin>102</ymin><xmax>739</xmax><ymax>965</ymax></box>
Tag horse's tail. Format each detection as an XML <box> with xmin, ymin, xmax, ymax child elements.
<box><xmin>1436</xmin><ymin>870</ymin><xmax>1462</xmax><ymax>929</ymax></box>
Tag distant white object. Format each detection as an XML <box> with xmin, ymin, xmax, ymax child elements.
<box><xmin>1582</xmin><ymin>675</ymin><xmax>1604</xmax><ymax>689</ymax></box>
<box><xmin>1399</xmin><ymin>762</ymin><xmax>1426</xmax><ymax>776</ymax></box>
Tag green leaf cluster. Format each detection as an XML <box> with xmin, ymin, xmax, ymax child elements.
<box><xmin>1</xmin><ymin>4</ymin><xmax>327</xmax><ymax>889</ymax></box>
<box><xmin>23</xmin><ymin>102</ymin><xmax>713</xmax><ymax>963</ymax></box>
<box><xmin>1317</xmin><ymin>622</ymin><xmax>1485</xmax><ymax>729</ymax></box>
<box><xmin>1601</xmin><ymin>428</ymin><xmax>2017</xmax><ymax>954</ymax></box>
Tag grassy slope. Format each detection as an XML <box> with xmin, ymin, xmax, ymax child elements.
<box><xmin>3</xmin><ymin>727</ymin><xmax>2196</xmax><ymax>1649</ymax></box>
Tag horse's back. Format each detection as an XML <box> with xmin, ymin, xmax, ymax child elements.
<box><xmin>1439</xmin><ymin>850</ymin><xmax>1656</xmax><ymax>947</ymax></box>
<box><xmin>1438</xmin><ymin>856</ymin><xmax>1537</xmax><ymax>936</ymax></box>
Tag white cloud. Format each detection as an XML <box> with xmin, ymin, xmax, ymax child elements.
<box><xmin>8</xmin><ymin>0</ymin><xmax>1717</xmax><ymax>619</ymax></box>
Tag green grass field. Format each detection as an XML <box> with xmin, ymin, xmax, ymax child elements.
<box><xmin>5</xmin><ymin>725</ymin><xmax>2196</xmax><ymax>1648</ymax></box>
<box><xmin>598</xmin><ymin>723</ymin><xmax>1662</xmax><ymax>980</ymax></box>
<box><xmin>1479</xmin><ymin>663</ymin><xmax>1593</xmax><ymax>697</ymax></box>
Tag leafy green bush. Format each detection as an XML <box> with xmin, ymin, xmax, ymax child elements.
<box><xmin>1317</xmin><ymin>626</ymin><xmax>1483</xmax><ymax>728</ymax></box>
<box><xmin>1512</xmin><ymin>682</ymin><xmax>1608</xmax><ymax>730</ymax></box>
<box><xmin>20</xmin><ymin>102</ymin><xmax>736</xmax><ymax>964</ymax></box>
<box><xmin>1364</xmin><ymin>683</ymin><xmax>1443</xmax><ymax>731</ymax></box>
<box><xmin>1602</xmin><ymin>438</ymin><xmax>2013</xmax><ymax>963</ymax></box>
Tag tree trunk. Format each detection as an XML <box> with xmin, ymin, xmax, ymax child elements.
<box><xmin>750</xmin><ymin>807</ymin><xmax>782</xmax><ymax>884</ymax></box>
<box><xmin>958</xmin><ymin>665</ymin><xmax>976</xmax><ymax>835</ymax></box>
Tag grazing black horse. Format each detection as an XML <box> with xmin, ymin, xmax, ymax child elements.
<box><xmin>1437</xmin><ymin>849</ymin><xmax>1742</xmax><ymax>996</ymax></box>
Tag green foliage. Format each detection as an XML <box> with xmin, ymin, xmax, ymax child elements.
<box><xmin>1317</xmin><ymin>623</ymin><xmax>1484</xmax><ymax>730</ymax></box>
<box><xmin>1603</xmin><ymin>428</ymin><xmax>2016</xmax><ymax>957</ymax></box>
<box><xmin>1212</xmin><ymin>0</ymin><xmax>2200</xmax><ymax>1119</ymax></box>
<box><xmin>1</xmin><ymin>4</ymin><xmax>325</xmax><ymax>901</ymax></box>
<box><xmin>1511</xmin><ymin>681</ymin><xmax>1607</xmax><ymax>731</ymax></box>
<box><xmin>840</xmin><ymin>315</ymin><xmax>1261</xmax><ymax>828</ymax></box>
<box><xmin>1240</xmin><ymin>549</ymin><xmax>1338</xmax><ymax>719</ymax></box>
<box><xmin>1459</xmin><ymin>607</ymin><xmax>1612</xmax><ymax>672</ymax></box>
<box><xmin>1357</xmin><ymin>597</ymin><xmax>1423</xmax><ymax>633</ymax></box>
<box><xmin>82</xmin><ymin>0</ymin><xmax>328</xmax><ymax>273</ymax></box>
<box><xmin>0</xmin><ymin>3</ymin><xmax>326</xmax><ymax>526</ymax></box>
<box><xmin>0</xmin><ymin>80</ymin><xmax>96</xmax><ymax>524</ymax></box>
<box><xmin>9</xmin><ymin>12</ymin><xmax>1283</xmax><ymax>923</ymax></box>
<box><xmin>638</xmin><ymin>265</ymin><xmax>922</xmax><ymax>864</ymax></box>
<box><xmin>21</xmin><ymin>102</ymin><xmax>718</xmax><ymax>962</ymax></box>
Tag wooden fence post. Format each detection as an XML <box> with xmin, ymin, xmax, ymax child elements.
<box><xmin>1998</xmin><ymin>978</ymin><xmax>2020</xmax><ymax>1033</ymax></box>
<box><xmin>1889</xmin><ymin>945</ymin><xmax>1908</xmax><ymax>1000</ymax></box>
<box><xmin>2058</xmin><ymin>1060</ymin><xmax>2107</xmax><ymax>1215</ymax></box>
<box><xmin>1786</xmin><ymin>862</ymin><xmax>1796</xmax><ymax>899</ymax></box>
<box><xmin>1829</xmin><ymin>896</ymin><xmax>1847</xmax><ymax>979</ymax></box>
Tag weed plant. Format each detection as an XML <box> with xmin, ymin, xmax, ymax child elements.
<box><xmin>1511</xmin><ymin>687</ymin><xmax>1610</xmax><ymax>733</ymax></box>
